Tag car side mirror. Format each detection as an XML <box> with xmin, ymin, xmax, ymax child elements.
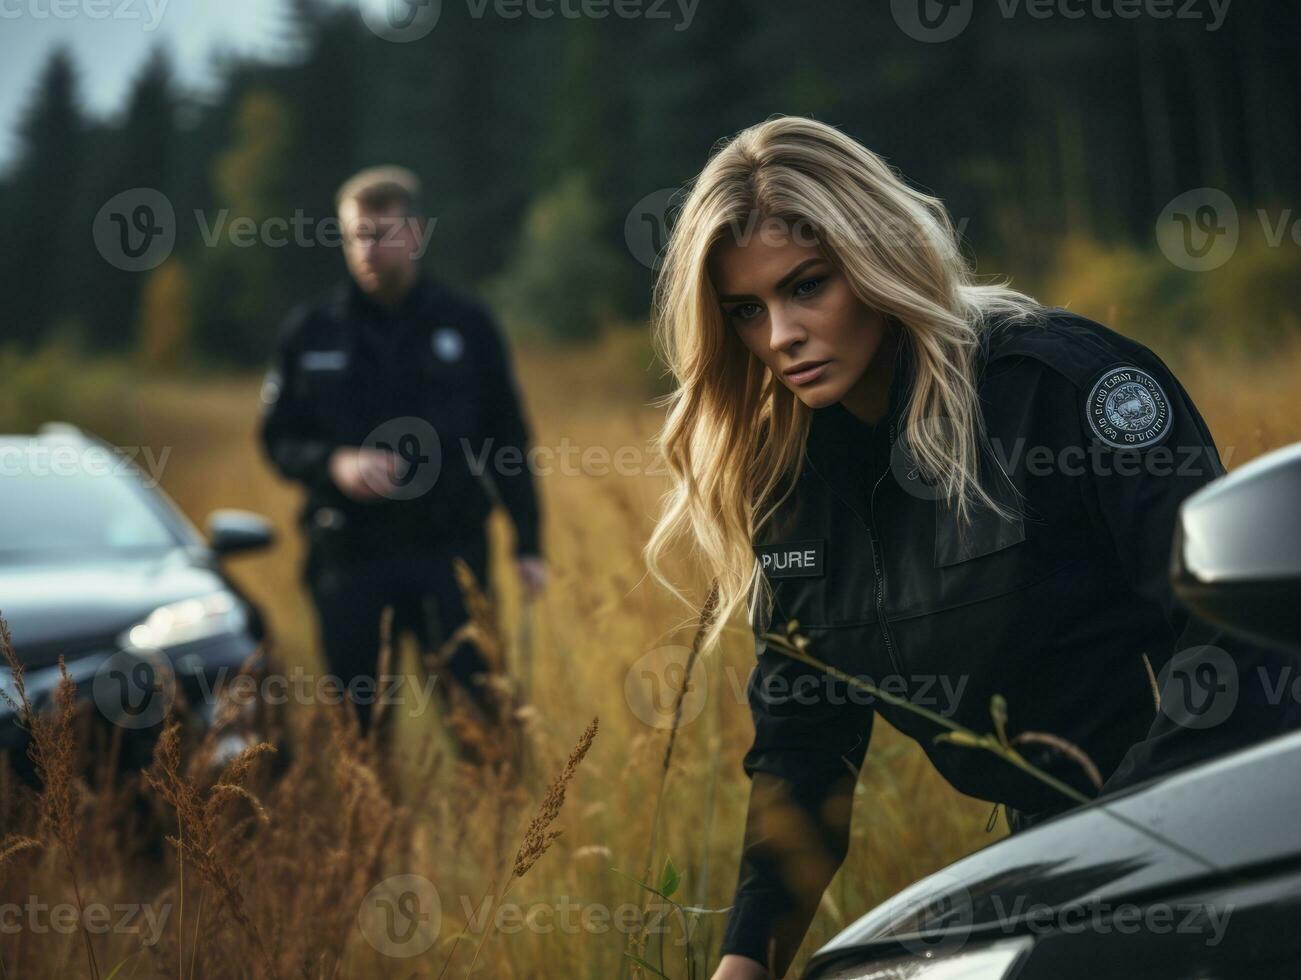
<box><xmin>206</xmin><ymin>509</ymin><xmax>275</xmax><ymax>556</ymax></box>
<box><xmin>1172</xmin><ymin>441</ymin><xmax>1301</xmax><ymax>654</ymax></box>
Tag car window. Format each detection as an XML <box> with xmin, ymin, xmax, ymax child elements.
<box><xmin>0</xmin><ymin>447</ymin><xmax>178</xmax><ymax>560</ymax></box>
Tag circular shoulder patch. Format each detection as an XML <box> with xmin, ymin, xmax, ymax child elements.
<box><xmin>1086</xmin><ymin>365</ymin><xmax>1172</xmax><ymax>449</ymax></box>
<box><xmin>432</xmin><ymin>327</ymin><xmax>464</xmax><ymax>363</ymax></box>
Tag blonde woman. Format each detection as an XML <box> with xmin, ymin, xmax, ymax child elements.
<box><xmin>644</xmin><ymin>116</ymin><xmax>1297</xmax><ymax>978</ymax></box>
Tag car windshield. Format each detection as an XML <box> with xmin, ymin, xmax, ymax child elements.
<box><xmin>0</xmin><ymin>444</ymin><xmax>179</xmax><ymax>561</ymax></box>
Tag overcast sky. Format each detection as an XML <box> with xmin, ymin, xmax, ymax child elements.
<box><xmin>0</xmin><ymin>0</ymin><xmax>297</xmax><ymax>169</ymax></box>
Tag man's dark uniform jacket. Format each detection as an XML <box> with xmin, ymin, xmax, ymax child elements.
<box><xmin>258</xmin><ymin>276</ymin><xmax>541</xmax><ymax>566</ymax></box>
<box><xmin>720</xmin><ymin>306</ymin><xmax>1301</xmax><ymax>968</ymax></box>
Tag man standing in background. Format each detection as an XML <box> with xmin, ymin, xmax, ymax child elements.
<box><xmin>259</xmin><ymin>166</ymin><xmax>546</xmax><ymax>748</ymax></box>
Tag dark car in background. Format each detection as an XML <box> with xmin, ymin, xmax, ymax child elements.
<box><xmin>0</xmin><ymin>424</ymin><xmax>275</xmax><ymax>771</ymax></box>
<box><xmin>803</xmin><ymin>442</ymin><xmax>1301</xmax><ymax>980</ymax></box>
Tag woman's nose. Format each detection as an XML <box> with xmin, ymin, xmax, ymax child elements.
<box><xmin>768</xmin><ymin>308</ymin><xmax>807</xmax><ymax>353</ymax></box>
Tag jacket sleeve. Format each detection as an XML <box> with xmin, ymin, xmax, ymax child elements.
<box><xmin>719</xmin><ymin>594</ymin><xmax>874</xmax><ymax>973</ymax></box>
<box><xmin>473</xmin><ymin>308</ymin><xmax>543</xmax><ymax>557</ymax></box>
<box><xmin>257</xmin><ymin>307</ymin><xmax>336</xmax><ymax>490</ymax></box>
<box><xmin>1078</xmin><ymin>349</ymin><xmax>1301</xmax><ymax>793</ymax></box>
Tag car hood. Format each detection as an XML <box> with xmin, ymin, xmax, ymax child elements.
<box><xmin>0</xmin><ymin>549</ymin><xmax>225</xmax><ymax>664</ymax></box>
<box><xmin>808</xmin><ymin>729</ymin><xmax>1301</xmax><ymax>969</ymax></box>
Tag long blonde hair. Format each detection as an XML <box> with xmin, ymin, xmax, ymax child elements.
<box><xmin>644</xmin><ymin>115</ymin><xmax>1041</xmax><ymax>647</ymax></box>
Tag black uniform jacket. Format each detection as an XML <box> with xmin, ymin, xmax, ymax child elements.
<box><xmin>720</xmin><ymin>306</ymin><xmax>1301</xmax><ymax>965</ymax></box>
<box><xmin>258</xmin><ymin>276</ymin><xmax>541</xmax><ymax>564</ymax></box>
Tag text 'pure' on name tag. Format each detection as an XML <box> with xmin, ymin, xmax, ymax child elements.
<box><xmin>754</xmin><ymin>539</ymin><xmax>825</xmax><ymax>579</ymax></box>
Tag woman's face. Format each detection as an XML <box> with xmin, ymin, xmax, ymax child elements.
<box><xmin>709</xmin><ymin>225</ymin><xmax>892</xmax><ymax>415</ymax></box>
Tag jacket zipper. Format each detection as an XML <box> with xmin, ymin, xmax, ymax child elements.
<box><xmin>869</xmin><ymin>418</ymin><xmax>904</xmax><ymax>677</ymax></box>
<box><xmin>869</xmin><ymin>421</ymin><xmax>900</xmax><ymax>681</ymax></box>
<box><xmin>803</xmin><ymin>417</ymin><xmax>905</xmax><ymax>676</ymax></box>
<box><xmin>866</xmin><ymin>522</ymin><xmax>903</xmax><ymax>676</ymax></box>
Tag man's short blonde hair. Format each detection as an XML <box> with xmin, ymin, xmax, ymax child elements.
<box><xmin>335</xmin><ymin>165</ymin><xmax>423</xmax><ymax>217</ymax></box>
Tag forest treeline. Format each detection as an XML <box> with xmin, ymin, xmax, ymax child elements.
<box><xmin>0</xmin><ymin>0</ymin><xmax>1296</xmax><ymax>364</ymax></box>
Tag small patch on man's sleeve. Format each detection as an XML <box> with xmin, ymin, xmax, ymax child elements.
<box><xmin>259</xmin><ymin>369</ymin><xmax>282</xmax><ymax>408</ymax></box>
<box><xmin>1084</xmin><ymin>364</ymin><xmax>1173</xmax><ymax>450</ymax></box>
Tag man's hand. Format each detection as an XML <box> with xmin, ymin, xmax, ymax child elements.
<box><xmin>711</xmin><ymin>954</ymin><xmax>773</xmax><ymax>979</ymax></box>
<box><xmin>328</xmin><ymin>446</ymin><xmax>402</xmax><ymax>501</ymax></box>
<box><xmin>516</xmin><ymin>554</ymin><xmax>547</xmax><ymax>599</ymax></box>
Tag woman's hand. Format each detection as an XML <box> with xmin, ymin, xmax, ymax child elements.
<box><xmin>711</xmin><ymin>953</ymin><xmax>774</xmax><ymax>979</ymax></box>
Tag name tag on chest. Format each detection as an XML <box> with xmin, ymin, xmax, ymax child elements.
<box><xmin>755</xmin><ymin>539</ymin><xmax>825</xmax><ymax>578</ymax></box>
<box><xmin>300</xmin><ymin>350</ymin><xmax>349</xmax><ymax>371</ymax></box>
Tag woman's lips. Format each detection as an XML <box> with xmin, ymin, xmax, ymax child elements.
<box><xmin>785</xmin><ymin>361</ymin><xmax>830</xmax><ymax>385</ymax></box>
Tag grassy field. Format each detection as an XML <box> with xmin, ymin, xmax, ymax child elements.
<box><xmin>3</xmin><ymin>323</ymin><xmax>1300</xmax><ymax>978</ymax></box>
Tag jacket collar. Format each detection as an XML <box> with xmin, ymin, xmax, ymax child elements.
<box><xmin>330</xmin><ymin>274</ymin><xmax>437</xmax><ymax>320</ymax></box>
<box><xmin>351</xmin><ymin>274</ymin><xmax>435</xmax><ymax>318</ymax></box>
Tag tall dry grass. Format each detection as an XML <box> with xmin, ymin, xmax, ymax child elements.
<box><xmin>2</xmin><ymin>326</ymin><xmax>1299</xmax><ymax>978</ymax></box>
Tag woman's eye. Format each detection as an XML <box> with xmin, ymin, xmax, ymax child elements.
<box><xmin>728</xmin><ymin>303</ymin><xmax>763</xmax><ymax>321</ymax></box>
<box><xmin>794</xmin><ymin>276</ymin><xmax>824</xmax><ymax>298</ymax></box>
